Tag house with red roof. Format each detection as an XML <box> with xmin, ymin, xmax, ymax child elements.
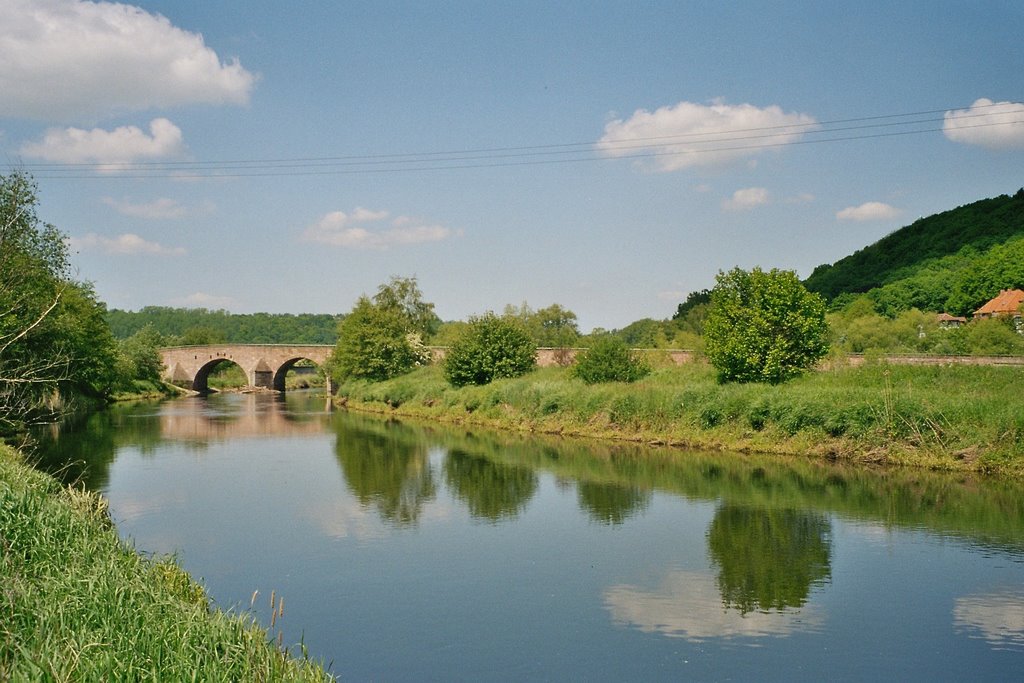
<box><xmin>974</xmin><ymin>289</ymin><xmax>1024</xmax><ymax>319</ymax></box>
<box><xmin>974</xmin><ymin>289</ymin><xmax>1024</xmax><ymax>334</ymax></box>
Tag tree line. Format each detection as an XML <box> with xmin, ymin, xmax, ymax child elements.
<box><xmin>107</xmin><ymin>308</ymin><xmax>341</xmax><ymax>345</ymax></box>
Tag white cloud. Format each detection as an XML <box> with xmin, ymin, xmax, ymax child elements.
<box><xmin>68</xmin><ymin>232</ymin><xmax>186</xmax><ymax>256</ymax></box>
<box><xmin>836</xmin><ymin>201</ymin><xmax>902</xmax><ymax>221</ymax></box>
<box><xmin>102</xmin><ymin>197</ymin><xmax>183</xmax><ymax>219</ymax></box>
<box><xmin>944</xmin><ymin>98</ymin><xmax>1024</xmax><ymax>150</ymax></box>
<box><xmin>0</xmin><ymin>0</ymin><xmax>255</xmax><ymax>121</ymax></box>
<box><xmin>722</xmin><ymin>187</ymin><xmax>769</xmax><ymax>212</ymax></box>
<box><xmin>169</xmin><ymin>292</ymin><xmax>235</xmax><ymax>309</ymax></box>
<box><xmin>302</xmin><ymin>208</ymin><xmax>457</xmax><ymax>250</ymax></box>
<box><xmin>20</xmin><ymin>118</ymin><xmax>185</xmax><ymax>167</ymax></box>
<box><xmin>597</xmin><ymin>100</ymin><xmax>817</xmax><ymax>172</ymax></box>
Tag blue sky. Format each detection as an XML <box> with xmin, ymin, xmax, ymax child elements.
<box><xmin>2</xmin><ymin>1</ymin><xmax>1022</xmax><ymax>331</ymax></box>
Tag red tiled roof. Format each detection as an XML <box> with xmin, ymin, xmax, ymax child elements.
<box><xmin>975</xmin><ymin>289</ymin><xmax>1024</xmax><ymax>316</ymax></box>
<box><xmin>936</xmin><ymin>313</ymin><xmax>967</xmax><ymax>323</ymax></box>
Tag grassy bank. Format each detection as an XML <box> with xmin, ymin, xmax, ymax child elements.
<box><xmin>0</xmin><ymin>445</ymin><xmax>333</xmax><ymax>681</ymax></box>
<box><xmin>334</xmin><ymin>362</ymin><xmax>1024</xmax><ymax>475</ymax></box>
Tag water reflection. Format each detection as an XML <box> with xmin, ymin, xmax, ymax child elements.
<box><xmin>29</xmin><ymin>407</ymin><xmax>162</xmax><ymax>489</ymax></box>
<box><xmin>954</xmin><ymin>591</ymin><xmax>1024</xmax><ymax>651</ymax></box>
<box><xmin>707</xmin><ymin>505</ymin><xmax>832</xmax><ymax>614</ymax></box>
<box><xmin>25</xmin><ymin>395</ymin><xmax>1024</xmax><ymax>678</ymax></box>
<box><xmin>576</xmin><ymin>480</ymin><xmax>650</xmax><ymax>525</ymax></box>
<box><xmin>604</xmin><ymin>569</ymin><xmax>824</xmax><ymax>642</ymax></box>
<box><xmin>333</xmin><ymin>418</ymin><xmax>436</xmax><ymax>527</ymax></box>
<box><xmin>443</xmin><ymin>448</ymin><xmax>537</xmax><ymax>522</ymax></box>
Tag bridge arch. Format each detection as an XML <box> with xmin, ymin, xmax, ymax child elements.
<box><xmin>160</xmin><ymin>344</ymin><xmax>335</xmax><ymax>394</ymax></box>
<box><xmin>192</xmin><ymin>357</ymin><xmax>248</xmax><ymax>394</ymax></box>
<box><xmin>271</xmin><ymin>356</ymin><xmax>325</xmax><ymax>392</ymax></box>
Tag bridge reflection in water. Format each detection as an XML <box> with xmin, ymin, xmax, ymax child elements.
<box><xmin>158</xmin><ymin>392</ymin><xmax>332</xmax><ymax>443</ymax></box>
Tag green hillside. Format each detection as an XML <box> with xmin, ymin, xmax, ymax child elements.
<box><xmin>805</xmin><ymin>189</ymin><xmax>1024</xmax><ymax>305</ymax></box>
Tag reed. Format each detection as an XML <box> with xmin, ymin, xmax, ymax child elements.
<box><xmin>0</xmin><ymin>446</ymin><xmax>334</xmax><ymax>681</ymax></box>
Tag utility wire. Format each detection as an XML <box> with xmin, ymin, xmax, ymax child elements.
<box><xmin>11</xmin><ymin>101</ymin><xmax>1022</xmax><ymax>179</ymax></box>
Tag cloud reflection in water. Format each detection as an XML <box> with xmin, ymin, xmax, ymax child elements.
<box><xmin>604</xmin><ymin>570</ymin><xmax>824</xmax><ymax>643</ymax></box>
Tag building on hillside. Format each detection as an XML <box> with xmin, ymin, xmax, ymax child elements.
<box><xmin>974</xmin><ymin>289</ymin><xmax>1024</xmax><ymax>319</ymax></box>
<box><xmin>936</xmin><ymin>312</ymin><xmax>967</xmax><ymax>329</ymax></box>
<box><xmin>974</xmin><ymin>289</ymin><xmax>1024</xmax><ymax>333</ymax></box>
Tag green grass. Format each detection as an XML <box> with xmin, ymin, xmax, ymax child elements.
<box><xmin>0</xmin><ymin>445</ymin><xmax>334</xmax><ymax>682</ymax></box>
<box><xmin>334</xmin><ymin>362</ymin><xmax>1024</xmax><ymax>475</ymax></box>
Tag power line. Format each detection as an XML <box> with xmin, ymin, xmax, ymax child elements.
<box><xmin>10</xmin><ymin>101</ymin><xmax>1022</xmax><ymax>179</ymax></box>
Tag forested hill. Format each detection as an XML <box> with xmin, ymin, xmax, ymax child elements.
<box><xmin>804</xmin><ymin>189</ymin><xmax>1024</xmax><ymax>301</ymax></box>
<box><xmin>106</xmin><ymin>307</ymin><xmax>342</xmax><ymax>344</ymax></box>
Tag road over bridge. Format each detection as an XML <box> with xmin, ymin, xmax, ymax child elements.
<box><xmin>161</xmin><ymin>344</ymin><xmax>333</xmax><ymax>393</ymax></box>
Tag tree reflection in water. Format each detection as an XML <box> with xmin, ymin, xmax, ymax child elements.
<box><xmin>334</xmin><ymin>420</ymin><xmax>436</xmax><ymax>527</ymax></box>
<box><xmin>577</xmin><ymin>480</ymin><xmax>651</xmax><ymax>525</ymax></box>
<box><xmin>707</xmin><ymin>504</ymin><xmax>832</xmax><ymax>614</ymax></box>
<box><xmin>443</xmin><ymin>448</ymin><xmax>537</xmax><ymax>522</ymax></box>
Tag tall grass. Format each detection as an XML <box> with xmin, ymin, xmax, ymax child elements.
<box><xmin>0</xmin><ymin>446</ymin><xmax>334</xmax><ymax>681</ymax></box>
<box><xmin>334</xmin><ymin>362</ymin><xmax>1024</xmax><ymax>474</ymax></box>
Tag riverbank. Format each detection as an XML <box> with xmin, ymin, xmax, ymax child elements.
<box><xmin>333</xmin><ymin>362</ymin><xmax>1024</xmax><ymax>476</ymax></box>
<box><xmin>0</xmin><ymin>445</ymin><xmax>334</xmax><ymax>681</ymax></box>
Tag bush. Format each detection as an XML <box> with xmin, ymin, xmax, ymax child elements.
<box><xmin>572</xmin><ymin>336</ymin><xmax>651</xmax><ymax>384</ymax></box>
<box><xmin>705</xmin><ymin>267</ymin><xmax>829</xmax><ymax>384</ymax></box>
<box><xmin>443</xmin><ymin>314</ymin><xmax>536</xmax><ymax>386</ymax></box>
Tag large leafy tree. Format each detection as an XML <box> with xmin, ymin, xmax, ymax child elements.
<box><xmin>331</xmin><ymin>297</ymin><xmax>420</xmax><ymax>382</ymax></box>
<box><xmin>704</xmin><ymin>267</ymin><xmax>829</xmax><ymax>384</ymax></box>
<box><xmin>330</xmin><ymin>276</ymin><xmax>436</xmax><ymax>383</ymax></box>
<box><xmin>0</xmin><ymin>171</ymin><xmax>119</xmax><ymax>432</ymax></box>
<box><xmin>372</xmin><ymin>275</ymin><xmax>440</xmax><ymax>340</ymax></box>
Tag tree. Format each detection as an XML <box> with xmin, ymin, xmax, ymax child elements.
<box><xmin>502</xmin><ymin>302</ymin><xmax>581</xmax><ymax>348</ymax></box>
<box><xmin>331</xmin><ymin>296</ymin><xmax>425</xmax><ymax>382</ymax></box>
<box><xmin>372</xmin><ymin>275</ymin><xmax>440</xmax><ymax>340</ymax></box>
<box><xmin>572</xmin><ymin>335</ymin><xmax>650</xmax><ymax>384</ymax></box>
<box><xmin>673</xmin><ymin>288</ymin><xmax>712</xmax><ymax>320</ymax></box>
<box><xmin>443</xmin><ymin>313</ymin><xmax>536</xmax><ymax>386</ymax></box>
<box><xmin>704</xmin><ymin>267</ymin><xmax>829</xmax><ymax>383</ymax></box>
<box><xmin>116</xmin><ymin>324</ymin><xmax>167</xmax><ymax>386</ymax></box>
<box><xmin>178</xmin><ymin>325</ymin><xmax>226</xmax><ymax>346</ymax></box>
<box><xmin>1</xmin><ymin>171</ymin><xmax>119</xmax><ymax>432</ymax></box>
<box><xmin>329</xmin><ymin>277</ymin><xmax>436</xmax><ymax>383</ymax></box>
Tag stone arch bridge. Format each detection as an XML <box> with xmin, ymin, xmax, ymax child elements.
<box><xmin>161</xmin><ymin>344</ymin><xmax>333</xmax><ymax>393</ymax></box>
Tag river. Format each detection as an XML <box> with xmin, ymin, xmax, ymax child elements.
<box><xmin>31</xmin><ymin>391</ymin><xmax>1024</xmax><ymax>681</ymax></box>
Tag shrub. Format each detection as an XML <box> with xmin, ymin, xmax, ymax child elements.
<box><xmin>572</xmin><ymin>336</ymin><xmax>651</xmax><ymax>384</ymax></box>
<box><xmin>705</xmin><ymin>267</ymin><xmax>829</xmax><ymax>384</ymax></box>
<box><xmin>443</xmin><ymin>314</ymin><xmax>536</xmax><ymax>386</ymax></box>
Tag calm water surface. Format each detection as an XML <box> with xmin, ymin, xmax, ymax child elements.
<box><xmin>33</xmin><ymin>392</ymin><xmax>1024</xmax><ymax>681</ymax></box>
